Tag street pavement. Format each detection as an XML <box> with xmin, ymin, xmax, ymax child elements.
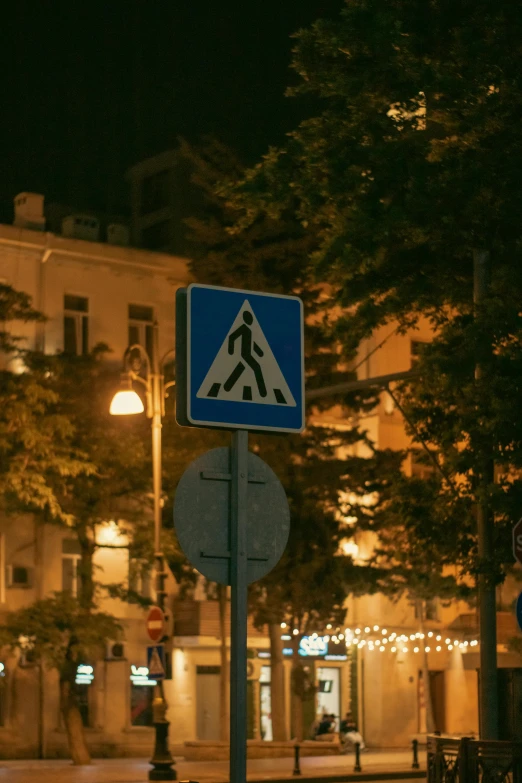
<box><xmin>0</xmin><ymin>748</ymin><xmax>426</xmax><ymax>783</ymax></box>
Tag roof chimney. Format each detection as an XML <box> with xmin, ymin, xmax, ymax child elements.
<box><xmin>13</xmin><ymin>193</ymin><xmax>45</xmax><ymax>231</ymax></box>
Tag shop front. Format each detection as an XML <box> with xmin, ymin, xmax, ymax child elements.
<box><xmin>130</xmin><ymin>664</ymin><xmax>156</xmax><ymax>727</ymax></box>
<box><xmin>75</xmin><ymin>664</ymin><xmax>94</xmax><ymax>726</ymax></box>
<box><xmin>0</xmin><ymin>662</ymin><xmax>5</xmax><ymax>727</ymax></box>
<box><xmin>257</xmin><ymin>633</ymin><xmax>351</xmax><ymax>740</ymax></box>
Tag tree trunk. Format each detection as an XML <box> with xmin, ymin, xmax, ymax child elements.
<box><xmin>78</xmin><ymin>531</ymin><xmax>95</xmax><ymax>610</ymax></box>
<box><xmin>291</xmin><ymin>682</ymin><xmax>304</xmax><ymax>742</ymax></box>
<box><xmin>60</xmin><ymin>661</ymin><xmax>90</xmax><ymax>765</ymax></box>
<box><xmin>60</xmin><ymin>642</ymin><xmax>90</xmax><ymax>765</ymax></box>
<box><xmin>268</xmin><ymin>623</ymin><xmax>287</xmax><ymax>740</ymax></box>
<box><xmin>38</xmin><ymin>663</ymin><xmax>45</xmax><ymax>759</ymax></box>
<box><xmin>218</xmin><ymin>584</ymin><xmax>229</xmax><ymax>741</ymax></box>
<box><xmin>416</xmin><ymin>598</ymin><xmax>435</xmax><ymax>734</ymax></box>
<box><xmin>291</xmin><ymin>642</ymin><xmax>304</xmax><ymax>742</ymax></box>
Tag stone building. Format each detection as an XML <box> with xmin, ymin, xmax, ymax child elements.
<box><xmin>0</xmin><ymin>191</ymin><xmax>520</xmax><ymax>759</ymax></box>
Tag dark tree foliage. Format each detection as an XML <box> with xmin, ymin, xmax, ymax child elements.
<box><xmin>0</xmin><ymin>283</ymin><xmax>45</xmax><ymax>351</ymax></box>
<box><xmin>234</xmin><ymin>0</ymin><xmax>522</xmax><ymax>587</ymax></box>
<box><xmin>180</xmin><ymin>135</ymin><xmax>361</xmax><ymax>398</ymax></box>
<box><xmin>178</xmin><ymin>136</ymin><xmax>400</xmax><ymax>738</ymax></box>
<box><xmin>179</xmin><ymin>136</ymin><xmax>387</xmax><ymax>621</ymax></box>
<box><xmin>240</xmin><ymin>0</ymin><xmax>522</xmax><ymax>347</ymax></box>
<box><xmin>0</xmin><ymin>285</ymin><xmax>93</xmax><ymax>521</ymax></box>
<box><xmin>0</xmin><ymin>593</ymin><xmax>120</xmax><ymax>765</ymax></box>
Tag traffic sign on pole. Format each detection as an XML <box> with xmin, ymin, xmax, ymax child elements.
<box><xmin>513</xmin><ymin>518</ymin><xmax>522</xmax><ymax>565</ymax></box>
<box><xmin>147</xmin><ymin>644</ymin><xmax>166</xmax><ymax>680</ymax></box>
<box><xmin>146</xmin><ymin>606</ymin><xmax>165</xmax><ymax>643</ymax></box>
<box><xmin>176</xmin><ymin>284</ymin><xmax>304</xmax><ymax>433</ymax></box>
<box><xmin>175</xmin><ymin>283</ymin><xmax>298</xmax><ymax>783</ymax></box>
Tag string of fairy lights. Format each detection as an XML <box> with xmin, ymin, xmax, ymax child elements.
<box><xmin>280</xmin><ymin>622</ymin><xmax>480</xmax><ymax>654</ymax></box>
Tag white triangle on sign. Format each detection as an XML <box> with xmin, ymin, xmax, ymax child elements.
<box><xmin>196</xmin><ymin>299</ymin><xmax>296</xmax><ymax>407</ymax></box>
<box><xmin>148</xmin><ymin>648</ymin><xmax>165</xmax><ymax>678</ymax></box>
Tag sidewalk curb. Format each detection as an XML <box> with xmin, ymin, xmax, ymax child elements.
<box><xmin>246</xmin><ymin>771</ymin><xmax>426</xmax><ymax>783</ymax></box>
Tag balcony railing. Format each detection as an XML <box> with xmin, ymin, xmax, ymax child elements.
<box><xmin>173</xmin><ymin>599</ymin><xmax>266</xmax><ymax>639</ymax></box>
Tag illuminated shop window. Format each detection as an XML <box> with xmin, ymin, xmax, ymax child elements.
<box><xmin>75</xmin><ymin>664</ymin><xmax>94</xmax><ymax>727</ymax></box>
<box><xmin>260</xmin><ymin>665</ymin><xmax>272</xmax><ymax>741</ymax></box>
<box><xmin>130</xmin><ymin>665</ymin><xmax>156</xmax><ymax>727</ymax></box>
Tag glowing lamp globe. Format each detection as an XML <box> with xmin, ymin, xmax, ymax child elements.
<box><xmin>109</xmin><ymin>390</ymin><xmax>144</xmax><ymax>416</ymax></box>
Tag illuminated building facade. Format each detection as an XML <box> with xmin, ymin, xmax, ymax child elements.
<box><xmin>0</xmin><ymin>192</ymin><xmax>520</xmax><ymax>758</ymax></box>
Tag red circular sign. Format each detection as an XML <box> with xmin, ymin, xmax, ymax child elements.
<box><xmin>146</xmin><ymin>606</ymin><xmax>165</xmax><ymax>642</ymax></box>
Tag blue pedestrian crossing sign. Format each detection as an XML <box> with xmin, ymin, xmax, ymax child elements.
<box><xmin>147</xmin><ymin>644</ymin><xmax>166</xmax><ymax>680</ymax></box>
<box><xmin>176</xmin><ymin>284</ymin><xmax>304</xmax><ymax>433</ymax></box>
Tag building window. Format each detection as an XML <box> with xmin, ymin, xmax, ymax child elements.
<box><xmin>141</xmin><ymin>170</ymin><xmax>170</xmax><ymax>215</ymax></box>
<box><xmin>128</xmin><ymin>304</ymin><xmax>154</xmax><ymax>359</ymax></box>
<box><xmin>62</xmin><ymin>539</ymin><xmax>82</xmax><ymax>597</ymax></box>
<box><xmin>128</xmin><ymin>559</ymin><xmax>152</xmax><ymax>599</ymax></box>
<box><xmin>410</xmin><ymin>339</ymin><xmax>428</xmax><ymax>367</ymax></box>
<box><xmin>6</xmin><ymin>565</ymin><xmax>33</xmax><ymax>588</ymax></box>
<box><xmin>414</xmin><ymin>598</ymin><xmax>440</xmax><ymax>622</ymax></box>
<box><xmin>410</xmin><ymin>449</ymin><xmax>435</xmax><ymax>480</ymax></box>
<box><xmin>425</xmin><ymin>598</ymin><xmax>440</xmax><ymax>622</ymax></box>
<box><xmin>64</xmin><ymin>295</ymin><xmax>89</xmax><ymax>355</ymax></box>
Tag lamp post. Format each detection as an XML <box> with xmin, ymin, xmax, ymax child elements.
<box><xmin>110</xmin><ymin>323</ymin><xmax>176</xmax><ymax>781</ymax></box>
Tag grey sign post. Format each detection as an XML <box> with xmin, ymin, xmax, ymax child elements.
<box><xmin>174</xmin><ymin>438</ymin><xmax>290</xmax><ymax>783</ymax></box>
<box><xmin>175</xmin><ymin>284</ymin><xmax>303</xmax><ymax>783</ymax></box>
<box><xmin>230</xmin><ymin>429</ymin><xmax>248</xmax><ymax>783</ymax></box>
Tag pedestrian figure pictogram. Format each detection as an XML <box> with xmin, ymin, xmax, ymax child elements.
<box><xmin>224</xmin><ymin>311</ymin><xmax>267</xmax><ymax>398</ymax></box>
<box><xmin>196</xmin><ymin>300</ymin><xmax>296</xmax><ymax>407</ymax></box>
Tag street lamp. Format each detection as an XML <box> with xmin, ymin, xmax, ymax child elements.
<box><xmin>110</xmin><ymin>322</ymin><xmax>176</xmax><ymax>781</ymax></box>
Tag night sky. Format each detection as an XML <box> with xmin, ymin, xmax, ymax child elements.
<box><xmin>1</xmin><ymin>1</ymin><xmax>343</xmax><ymax>223</ymax></box>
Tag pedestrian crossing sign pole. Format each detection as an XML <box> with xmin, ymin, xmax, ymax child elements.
<box><xmin>176</xmin><ymin>284</ymin><xmax>304</xmax><ymax>433</ymax></box>
<box><xmin>175</xmin><ymin>283</ymin><xmax>303</xmax><ymax>783</ymax></box>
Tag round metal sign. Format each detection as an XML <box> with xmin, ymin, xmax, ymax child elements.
<box><xmin>173</xmin><ymin>447</ymin><xmax>290</xmax><ymax>585</ymax></box>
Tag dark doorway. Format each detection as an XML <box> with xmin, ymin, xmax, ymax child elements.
<box><xmin>429</xmin><ymin>671</ymin><xmax>446</xmax><ymax>733</ymax></box>
<box><xmin>497</xmin><ymin>668</ymin><xmax>522</xmax><ymax>741</ymax></box>
<box><xmin>196</xmin><ymin>665</ymin><xmax>221</xmax><ymax>740</ymax></box>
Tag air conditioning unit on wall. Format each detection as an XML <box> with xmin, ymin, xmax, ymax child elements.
<box><xmin>6</xmin><ymin>565</ymin><xmax>33</xmax><ymax>588</ymax></box>
<box><xmin>106</xmin><ymin>641</ymin><xmax>126</xmax><ymax>661</ymax></box>
<box><xmin>246</xmin><ymin>659</ymin><xmax>263</xmax><ymax>680</ymax></box>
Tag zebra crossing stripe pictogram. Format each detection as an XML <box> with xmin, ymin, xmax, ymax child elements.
<box><xmin>196</xmin><ymin>300</ymin><xmax>296</xmax><ymax>407</ymax></box>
